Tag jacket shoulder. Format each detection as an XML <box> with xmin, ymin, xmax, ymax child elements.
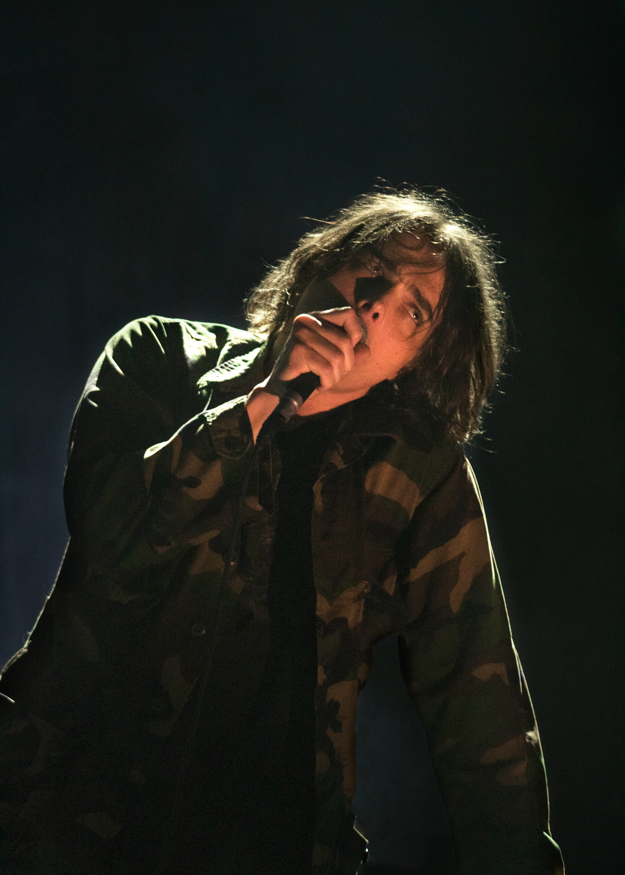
<box><xmin>95</xmin><ymin>316</ymin><xmax>261</xmax><ymax>390</ymax></box>
<box><xmin>108</xmin><ymin>315</ymin><xmax>257</xmax><ymax>361</ymax></box>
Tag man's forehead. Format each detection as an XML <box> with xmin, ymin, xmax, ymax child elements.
<box><xmin>378</xmin><ymin>233</ymin><xmax>445</xmax><ymax>275</ymax></box>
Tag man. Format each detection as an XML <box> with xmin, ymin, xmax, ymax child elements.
<box><xmin>0</xmin><ymin>189</ymin><xmax>564</xmax><ymax>874</ymax></box>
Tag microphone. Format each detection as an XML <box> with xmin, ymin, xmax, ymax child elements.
<box><xmin>268</xmin><ymin>371</ymin><xmax>321</xmax><ymax>428</ymax></box>
<box><xmin>254</xmin><ymin>373</ymin><xmax>316</xmax><ymax>444</ymax></box>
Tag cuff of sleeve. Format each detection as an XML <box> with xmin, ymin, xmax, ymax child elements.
<box><xmin>202</xmin><ymin>395</ymin><xmax>254</xmax><ymax>459</ymax></box>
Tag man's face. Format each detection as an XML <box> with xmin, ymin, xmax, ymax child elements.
<box><xmin>293</xmin><ymin>233</ymin><xmax>446</xmax><ymax>398</ymax></box>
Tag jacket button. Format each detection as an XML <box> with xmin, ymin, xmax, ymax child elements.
<box><xmin>189</xmin><ymin>622</ymin><xmax>206</xmax><ymax>637</ymax></box>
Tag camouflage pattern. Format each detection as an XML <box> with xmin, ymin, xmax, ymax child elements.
<box><xmin>0</xmin><ymin>316</ymin><xmax>564</xmax><ymax>874</ymax></box>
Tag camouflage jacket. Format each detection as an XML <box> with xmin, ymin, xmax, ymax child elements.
<box><xmin>0</xmin><ymin>316</ymin><xmax>564</xmax><ymax>874</ymax></box>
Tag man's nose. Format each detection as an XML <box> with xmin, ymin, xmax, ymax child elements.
<box><xmin>353</xmin><ymin>275</ymin><xmax>393</xmax><ymax>320</ymax></box>
<box><xmin>359</xmin><ymin>296</ymin><xmax>387</xmax><ymax>322</ymax></box>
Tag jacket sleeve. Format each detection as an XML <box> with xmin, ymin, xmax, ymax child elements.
<box><xmin>64</xmin><ymin>317</ymin><xmax>257</xmax><ymax>576</ymax></box>
<box><xmin>396</xmin><ymin>456</ymin><xmax>564</xmax><ymax>875</ymax></box>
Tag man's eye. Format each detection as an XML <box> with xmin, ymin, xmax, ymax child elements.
<box><xmin>407</xmin><ymin>306</ymin><xmax>423</xmax><ymax>324</ymax></box>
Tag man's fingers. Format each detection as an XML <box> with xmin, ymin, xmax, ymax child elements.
<box><xmin>288</xmin><ymin>325</ymin><xmax>353</xmax><ymax>386</ymax></box>
<box><xmin>272</xmin><ymin>310</ymin><xmax>357</xmax><ymax>387</ymax></box>
<box><xmin>271</xmin><ymin>305</ymin><xmax>368</xmax><ymax>392</ymax></box>
<box><xmin>288</xmin><ymin>343</ymin><xmax>343</xmax><ymax>388</ymax></box>
<box><xmin>295</xmin><ymin>307</ymin><xmax>365</xmax><ymax>357</ymax></box>
<box><xmin>307</xmin><ymin>306</ymin><xmax>366</xmax><ymax>347</ymax></box>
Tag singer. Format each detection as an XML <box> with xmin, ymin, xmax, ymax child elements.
<box><xmin>0</xmin><ymin>189</ymin><xmax>564</xmax><ymax>874</ymax></box>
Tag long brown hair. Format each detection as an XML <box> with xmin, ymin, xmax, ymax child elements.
<box><xmin>245</xmin><ymin>188</ymin><xmax>507</xmax><ymax>442</ymax></box>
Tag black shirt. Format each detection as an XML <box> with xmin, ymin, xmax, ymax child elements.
<box><xmin>144</xmin><ymin>409</ymin><xmax>342</xmax><ymax>875</ymax></box>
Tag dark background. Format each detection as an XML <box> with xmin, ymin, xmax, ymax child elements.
<box><xmin>1</xmin><ymin>1</ymin><xmax>623</xmax><ymax>872</ymax></box>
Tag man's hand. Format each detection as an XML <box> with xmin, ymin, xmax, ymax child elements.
<box><xmin>247</xmin><ymin>306</ymin><xmax>370</xmax><ymax>441</ymax></box>
<box><xmin>269</xmin><ymin>306</ymin><xmax>369</xmax><ymax>391</ymax></box>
